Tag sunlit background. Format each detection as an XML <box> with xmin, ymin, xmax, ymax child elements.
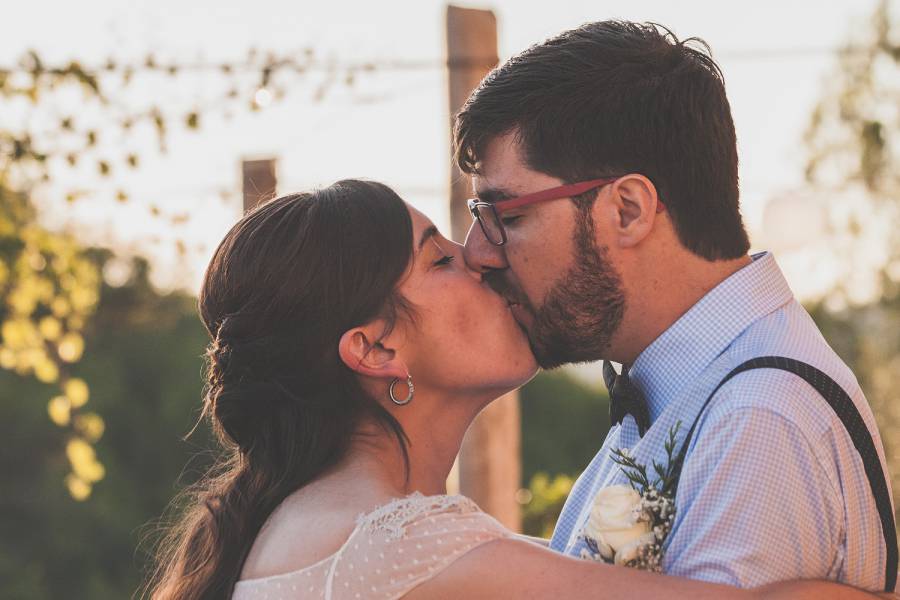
<box><xmin>2</xmin><ymin>0</ymin><xmax>898</xmax><ymax>597</ymax></box>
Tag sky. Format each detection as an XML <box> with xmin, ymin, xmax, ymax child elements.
<box><xmin>1</xmin><ymin>0</ymin><xmax>887</xmax><ymax>305</ymax></box>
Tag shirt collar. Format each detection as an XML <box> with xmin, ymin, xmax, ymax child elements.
<box><xmin>627</xmin><ymin>252</ymin><xmax>795</xmax><ymax>424</ymax></box>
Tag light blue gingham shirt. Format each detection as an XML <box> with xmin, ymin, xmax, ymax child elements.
<box><xmin>550</xmin><ymin>252</ymin><xmax>894</xmax><ymax>590</ymax></box>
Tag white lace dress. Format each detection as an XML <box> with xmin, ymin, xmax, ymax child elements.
<box><xmin>231</xmin><ymin>493</ymin><xmax>511</xmax><ymax>600</ymax></box>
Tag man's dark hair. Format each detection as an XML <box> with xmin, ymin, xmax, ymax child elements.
<box><xmin>454</xmin><ymin>20</ymin><xmax>750</xmax><ymax>261</ymax></box>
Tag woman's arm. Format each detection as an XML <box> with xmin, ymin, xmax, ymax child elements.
<box><xmin>405</xmin><ymin>537</ymin><xmax>748</xmax><ymax>599</ymax></box>
<box><xmin>405</xmin><ymin>538</ymin><xmax>888</xmax><ymax>600</ymax></box>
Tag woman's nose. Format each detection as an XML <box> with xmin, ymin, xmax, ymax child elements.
<box><xmin>463</xmin><ymin>220</ymin><xmax>508</xmax><ymax>274</ymax></box>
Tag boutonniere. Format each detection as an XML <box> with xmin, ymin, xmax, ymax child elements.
<box><xmin>578</xmin><ymin>422</ymin><xmax>681</xmax><ymax>572</ymax></box>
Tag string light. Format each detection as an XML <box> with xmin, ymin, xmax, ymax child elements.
<box><xmin>253</xmin><ymin>87</ymin><xmax>272</xmax><ymax>109</ymax></box>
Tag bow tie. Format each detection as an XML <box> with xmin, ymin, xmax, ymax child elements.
<box><xmin>603</xmin><ymin>361</ymin><xmax>650</xmax><ymax>437</ymax></box>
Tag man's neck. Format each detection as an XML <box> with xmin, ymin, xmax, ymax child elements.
<box><xmin>611</xmin><ymin>253</ymin><xmax>753</xmax><ymax>365</ymax></box>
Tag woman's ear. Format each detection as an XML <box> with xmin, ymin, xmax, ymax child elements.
<box><xmin>608</xmin><ymin>174</ymin><xmax>661</xmax><ymax>248</ymax></box>
<box><xmin>338</xmin><ymin>321</ymin><xmax>408</xmax><ymax>381</ymax></box>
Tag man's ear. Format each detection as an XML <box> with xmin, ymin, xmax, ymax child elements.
<box><xmin>607</xmin><ymin>174</ymin><xmax>662</xmax><ymax>248</ymax></box>
<box><xmin>338</xmin><ymin>321</ymin><xmax>408</xmax><ymax>381</ymax></box>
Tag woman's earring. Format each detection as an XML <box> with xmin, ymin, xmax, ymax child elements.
<box><xmin>389</xmin><ymin>374</ymin><xmax>414</xmax><ymax>406</ymax></box>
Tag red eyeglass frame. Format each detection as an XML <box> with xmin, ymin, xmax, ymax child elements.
<box><xmin>467</xmin><ymin>176</ymin><xmax>666</xmax><ymax>246</ymax></box>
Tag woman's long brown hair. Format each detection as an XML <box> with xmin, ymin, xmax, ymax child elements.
<box><xmin>144</xmin><ymin>180</ymin><xmax>414</xmax><ymax>599</ymax></box>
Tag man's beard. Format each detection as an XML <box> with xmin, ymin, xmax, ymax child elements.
<box><xmin>492</xmin><ymin>210</ymin><xmax>626</xmax><ymax>370</ymax></box>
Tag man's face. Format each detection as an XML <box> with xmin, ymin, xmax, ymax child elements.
<box><xmin>462</xmin><ymin>133</ymin><xmax>626</xmax><ymax>369</ymax></box>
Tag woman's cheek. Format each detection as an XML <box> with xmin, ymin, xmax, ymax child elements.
<box><xmin>446</xmin><ymin>281</ymin><xmax>490</xmax><ymax>343</ymax></box>
<box><xmin>449</xmin><ymin>296</ymin><xmax>480</xmax><ymax>341</ymax></box>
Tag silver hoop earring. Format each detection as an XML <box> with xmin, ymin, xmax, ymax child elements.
<box><xmin>389</xmin><ymin>375</ymin><xmax>414</xmax><ymax>406</ymax></box>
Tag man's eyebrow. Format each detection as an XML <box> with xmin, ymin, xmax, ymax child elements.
<box><xmin>418</xmin><ymin>225</ymin><xmax>439</xmax><ymax>251</ymax></box>
<box><xmin>473</xmin><ymin>187</ymin><xmax>514</xmax><ymax>204</ymax></box>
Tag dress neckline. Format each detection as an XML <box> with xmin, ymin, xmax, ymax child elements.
<box><xmin>235</xmin><ymin>491</ymin><xmax>475</xmax><ymax>586</ymax></box>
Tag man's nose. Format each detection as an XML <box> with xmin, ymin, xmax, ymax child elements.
<box><xmin>463</xmin><ymin>220</ymin><xmax>509</xmax><ymax>273</ymax></box>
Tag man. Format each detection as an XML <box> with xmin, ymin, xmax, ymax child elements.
<box><xmin>456</xmin><ymin>20</ymin><xmax>895</xmax><ymax>591</ymax></box>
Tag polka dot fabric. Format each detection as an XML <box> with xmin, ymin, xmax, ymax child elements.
<box><xmin>232</xmin><ymin>493</ymin><xmax>510</xmax><ymax>599</ymax></box>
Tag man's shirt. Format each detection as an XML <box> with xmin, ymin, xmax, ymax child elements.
<box><xmin>550</xmin><ymin>252</ymin><xmax>893</xmax><ymax>589</ymax></box>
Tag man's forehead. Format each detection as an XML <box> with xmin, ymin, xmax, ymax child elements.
<box><xmin>470</xmin><ymin>165</ymin><xmax>524</xmax><ymax>201</ymax></box>
<box><xmin>471</xmin><ymin>132</ymin><xmax>552</xmax><ymax>199</ymax></box>
<box><xmin>475</xmin><ymin>133</ymin><xmax>526</xmax><ymax>179</ymax></box>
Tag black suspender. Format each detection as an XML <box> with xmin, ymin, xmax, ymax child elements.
<box><xmin>671</xmin><ymin>356</ymin><xmax>897</xmax><ymax>592</ymax></box>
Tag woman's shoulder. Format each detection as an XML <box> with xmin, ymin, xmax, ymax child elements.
<box><xmin>239</xmin><ymin>490</ymin><xmax>362</xmax><ymax>581</ymax></box>
<box><xmin>239</xmin><ymin>491</ymin><xmax>508</xmax><ymax>583</ymax></box>
<box><xmin>327</xmin><ymin>493</ymin><xmax>512</xmax><ymax>598</ymax></box>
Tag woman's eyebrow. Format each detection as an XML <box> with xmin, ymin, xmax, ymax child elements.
<box><xmin>417</xmin><ymin>225</ymin><xmax>438</xmax><ymax>251</ymax></box>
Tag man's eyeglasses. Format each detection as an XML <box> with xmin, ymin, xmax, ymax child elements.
<box><xmin>467</xmin><ymin>177</ymin><xmax>664</xmax><ymax>246</ymax></box>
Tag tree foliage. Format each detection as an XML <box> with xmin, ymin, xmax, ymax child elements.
<box><xmin>804</xmin><ymin>0</ymin><xmax>900</xmax><ymax>520</ymax></box>
<box><xmin>519</xmin><ymin>369</ymin><xmax>609</xmax><ymax>486</ymax></box>
<box><xmin>518</xmin><ymin>369</ymin><xmax>609</xmax><ymax>537</ymax></box>
<box><xmin>1</xmin><ymin>45</ymin><xmax>361</xmax><ymax>499</ymax></box>
<box><xmin>0</xmin><ymin>184</ymin><xmax>102</xmax><ymax>499</ymax></box>
<box><xmin>0</xmin><ymin>250</ymin><xmax>215</xmax><ymax>598</ymax></box>
<box><xmin>806</xmin><ymin>0</ymin><xmax>900</xmax><ymax>199</ymax></box>
<box><xmin>803</xmin><ymin>0</ymin><xmax>900</xmax><ymax>297</ymax></box>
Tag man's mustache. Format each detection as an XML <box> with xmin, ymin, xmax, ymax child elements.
<box><xmin>483</xmin><ymin>271</ymin><xmax>529</xmax><ymax>307</ymax></box>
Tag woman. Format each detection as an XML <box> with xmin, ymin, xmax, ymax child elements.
<box><xmin>147</xmin><ymin>180</ymin><xmax>885</xmax><ymax>599</ymax></box>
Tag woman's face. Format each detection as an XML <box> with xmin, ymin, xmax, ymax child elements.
<box><xmin>392</xmin><ymin>204</ymin><xmax>538</xmax><ymax>400</ymax></box>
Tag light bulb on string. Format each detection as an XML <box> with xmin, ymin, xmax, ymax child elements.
<box><xmin>253</xmin><ymin>87</ymin><xmax>272</xmax><ymax>109</ymax></box>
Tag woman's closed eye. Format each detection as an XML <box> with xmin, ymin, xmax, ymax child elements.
<box><xmin>500</xmin><ymin>215</ymin><xmax>522</xmax><ymax>226</ymax></box>
<box><xmin>429</xmin><ymin>237</ymin><xmax>456</xmax><ymax>268</ymax></box>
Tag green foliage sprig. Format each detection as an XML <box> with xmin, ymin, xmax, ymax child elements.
<box><xmin>610</xmin><ymin>420</ymin><xmax>682</xmax><ymax>496</ymax></box>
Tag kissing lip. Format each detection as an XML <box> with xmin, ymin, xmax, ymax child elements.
<box><xmin>501</xmin><ymin>293</ymin><xmax>526</xmax><ymax>313</ymax></box>
<box><xmin>482</xmin><ymin>273</ymin><xmax>528</xmax><ymax>311</ymax></box>
<box><xmin>507</xmin><ymin>300</ymin><xmax>533</xmax><ymax>332</ymax></box>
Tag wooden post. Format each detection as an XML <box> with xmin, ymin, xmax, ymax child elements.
<box><xmin>446</xmin><ymin>6</ymin><xmax>498</xmax><ymax>243</ymax></box>
<box><xmin>446</xmin><ymin>5</ymin><xmax>522</xmax><ymax>532</ymax></box>
<box><xmin>242</xmin><ymin>158</ymin><xmax>278</xmax><ymax>213</ymax></box>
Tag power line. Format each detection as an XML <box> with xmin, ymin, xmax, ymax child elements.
<box><xmin>0</xmin><ymin>45</ymin><xmax>871</xmax><ymax>76</ymax></box>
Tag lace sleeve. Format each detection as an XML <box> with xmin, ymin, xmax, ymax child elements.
<box><xmin>324</xmin><ymin>493</ymin><xmax>510</xmax><ymax>599</ymax></box>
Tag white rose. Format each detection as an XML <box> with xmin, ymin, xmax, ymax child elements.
<box><xmin>583</xmin><ymin>485</ymin><xmax>651</xmax><ymax>560</ymax></box>
<box><xmin>614</xmin><ymin>531</ymin><xmax>657</xmax><ymax>566</ymax></box>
